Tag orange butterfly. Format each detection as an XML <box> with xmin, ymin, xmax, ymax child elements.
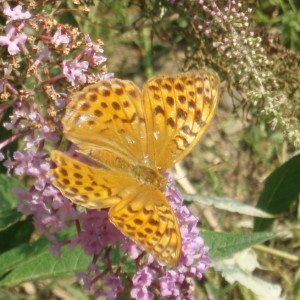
<box><xmin>50</xmin><ymin>70</ymin><xmax>220</xmax><ymax>267</ymax></box>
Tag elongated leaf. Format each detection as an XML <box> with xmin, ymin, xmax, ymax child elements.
<box><xmin>201</xmin><ymin>231</ymin><xmax>274</xmax><ymax>260</ymax></box>
<box><xmin>254</xmin><ymin>154</ymin><xmax>300</xmax><ymax>231</ymax></box>
<box><xmin>0</xmin><ymin>218</ymin><xmax>34</xmax><ymax>253</ymax></box>
<box><xmin>0</xmin><ymin>238</ymin><xmax>92</xmax><ymax>287</ymax></box>
<box><xmin>184</xmin><ymin>194</ymin><xmax>274</xmax><ymax>218</ymax></box>
<box><xmin>0</xmin><ymin>238</ymin><xmax>49</xmax><ymax>278</ymax></box>
<box><xmin>0</xmin><ymin>175</ymin><xmax>32</xmax><ymax>252</ymax></box>
<box><xmin>0</xmin><ymin>209</ymin><xmax>22</xmax><ymax>231</ymax></box>
<box><xmin>0</xmin><ymin>175</ymin><xmax>21</xmax><ymax>210</ymax></box>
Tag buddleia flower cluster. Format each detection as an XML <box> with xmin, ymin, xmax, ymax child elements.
<box><xmin>0</xmin><ymin>2</ymin><xmax>210</xmax><ymax>299</ymax></box>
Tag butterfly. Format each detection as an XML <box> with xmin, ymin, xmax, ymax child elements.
<box><xmin>50</xmin><ymin>70</ymin><xmax>220</xmax><ymax>267</ymax></box>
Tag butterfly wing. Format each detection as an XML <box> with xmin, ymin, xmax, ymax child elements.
<box><xmin>51</xmin><ymin>150</ymin><xmax>181</xmax><ymax>267</ymax></box>
<box><xmin>61</xmin><ymin>70</ymin><xmax>219</xmax><ymax>172</ymax></box>
<box><xmin>109</xmin><ymin>185</ymin><xmax>181</xmax><ymax>267</ymax></box>
<box><xmin>50</xmin><ymin>150</ymin><xmax>139</xmax><ymax>209</ymax></box>
<box><xmin>142</xmin><ymin>70</ymin><xmax>220</xmax><ymax>170</ymax></box>
<box><xmin>62</xmin><ymin>78</ymin><xmax>147</xmax><ymax>167</ymax></box>
<box><xmin>50</xmin><ymin>70</ymin><xmax>219</xmax><ymax>267</ymax></box>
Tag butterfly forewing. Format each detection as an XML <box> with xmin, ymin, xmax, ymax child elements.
<box><xmin>62</xmin><ymin>79</ymin><xmax>147</xmax><ymax>165</ymax></box>
<box><xmin>142</xmin><ymin>70</ymin><xmax>220</xmax><ymax>170</ymax></box>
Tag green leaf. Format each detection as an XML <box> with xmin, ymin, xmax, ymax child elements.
<box><xmin>0</xmin><ymin>238</ymin><xmax>49</xmax><ymax>278</ymax></box>
<box><xmin>0</xmin><ymin>208</ymin><xmax>22</xmax><ymax>231</ymax></box>
<box><xmin>109</xmin><ymin>245</ymin><xmax>136</xmax><ymax>275</ymax></box>
<box><xmin>0</xmin><ymin>238</ymin><xmax>92</xmax><ymax>287</ymax></box>
<box><xmin>0</xmin><ymin>218</ymin><xmax>34</xmax><ymax>253</ymax></box>
<box><xmin>123</xmin><ymin>259</ymin><xmax>136</xmax><ymax>275</ymax></box>
<box><xmin>184</xmin><ymin>194</ymin><xmax>274</xmax><ymax>218</ymax></box>
<box><xmin>201</xmin><ymin>231</ymin><xmax>274</xmax><ymax>261</ymax></box>
<box><xmin>109</xmin><ymin>244</ymin><xmax>123</xmax><ymax>266</ymax></box>
<box><xmin>0</xmin><ymin>174</ymin><xmax>32</xmax><ymax>253</ymax></box>
<box><xmin>254</xmin><ymin>154</ymin><xmax>300</xmax><ymax>231</ymax></box>
<box><xmin>0</xmin><ymin>175</ymin><xmax>22</xmax><ymax>210</ymax></box>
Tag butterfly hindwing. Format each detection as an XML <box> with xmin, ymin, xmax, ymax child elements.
<box><xmin>109</xmin><ymin>185</ymin><xmax>181</xmax><ymax>267</ymax></box>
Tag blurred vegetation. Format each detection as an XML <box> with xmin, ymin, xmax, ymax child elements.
<box><xmin>257</xmin><ymin>0</ymin><xmax>300</xmax><ymax>51</ymax></box>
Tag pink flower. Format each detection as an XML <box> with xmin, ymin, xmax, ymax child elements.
<box><xmin>51</xmin><ymin>29</ymin><xmax>70</xmax><ymax>46</ymax></box>
<box><xmin>131</xmin><ymin>286</ymin><xmax>154</xmax><ymax>300</ymax></box>
<box><xmin>3</xmin><ymin>4</ymin><xmax>31</xmax><ymax>20</ymax></box>
<box><xmin>103</xmin><ymin>274</ymin><xmax>122</xmax><ymax>300</ymax></box>
<box><xmin>121</xmin><ymin>241</ymin><xmax>140</xmax><ymax>259</ymax></box>
<box><xmin>160</xmin><ymin>270</ymin><xmax>184</xmax><ymax>297</ymax></box>
<box><xmin>13</xmin><ymin>151</ymin><xmax>34</xmax><ymax>176</ymax></box>
<box><xmin>132</xmin><ymin>267</ymin><xmax>155</xmax><ymax>287</ymax></box>
<box><xmin>93</xmin><ymin>54</ymin><xmax>107</xmax><ymax>65</ymax></box>
<box><xmin>62</xmin><ymin>60</ymin><xmax>89</xmax><ymax>86</ymax></box>
<box><xmin>16</xmin><ymin>188</ymin><xmax>51</xmax><ymax>216</ymax></box>
<box><xmin>0</xmin><ymin>23</ymin><xmax>27</xmax><ymax>55</ymax></box>
<box><xmin>169</xmin><ymin>188</ymin><xmax>210</xmax><ymax>276</ymax></box>
<box><xmin>75</xmin><ymin>210</ymin><xmax>125</xmax><ymax>256</ymax></box>
<box><xmin>131</xmin><ymin>268</ymin><xmax>155</xmax><ymax>300</ymax></box>
<box><xmin>31</xmin><ymin>162</ymin><xmax>51</xmax><ymax>191</ymax></box>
